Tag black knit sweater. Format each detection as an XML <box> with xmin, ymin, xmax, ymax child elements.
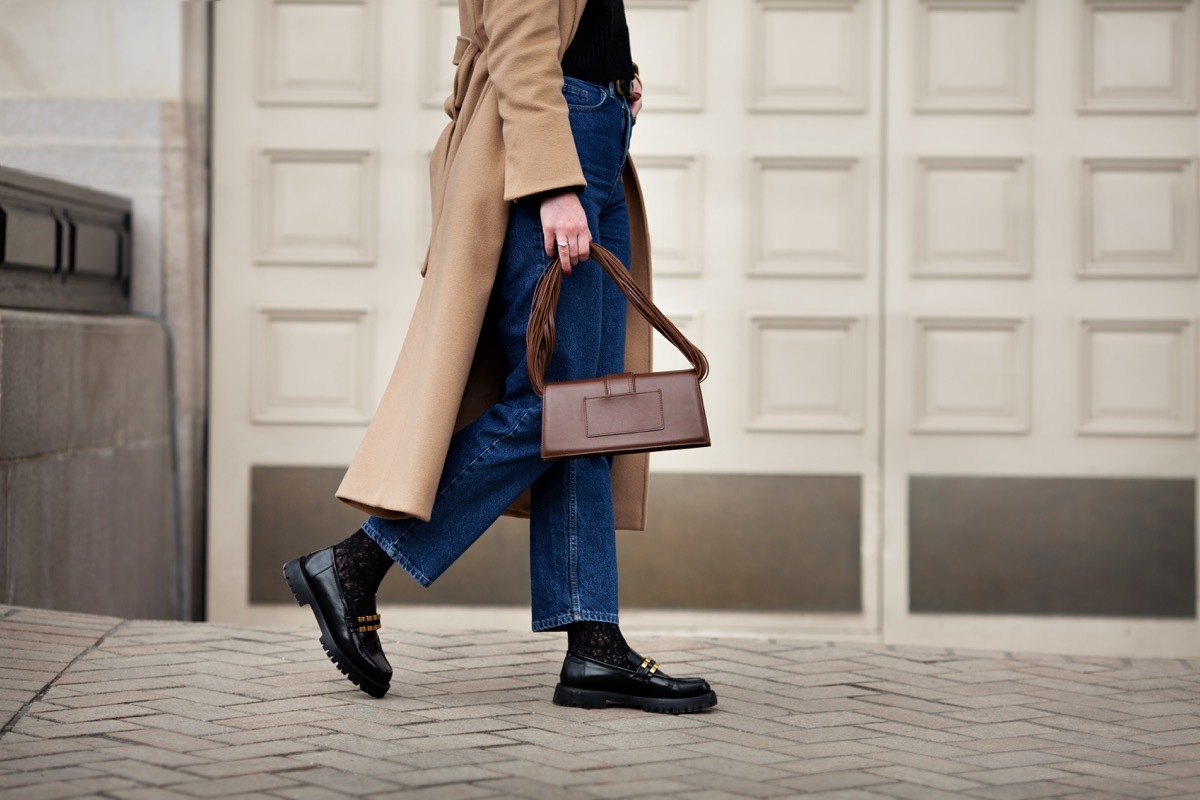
<box><xmin>562</xmin><ymin>0</ymin><xmax>635</xmax><ymax>85</ymax></box>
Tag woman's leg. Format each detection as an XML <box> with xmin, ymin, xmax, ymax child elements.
<box><xmin>328</xmin><ymin>190</ymin><xmax>634</xmax><ymax>625</ymax></box>
<box><xmin>528</xmin><ymin>81</ymin><xmax>635</xmax><ymax>632</ymax></box>
<box><xmin>528</xmin><ymin>167</ymin><xmax>632</xmax><ymax>633</ymax></box>
<box><xmin>542</xmin><ymin>121</ymin><xmax>717</xmax><ymax>709</ymax></box>
<box><xmin>285</xmin><ymin>195</ymin><xmax>599</xmax><ymax>700</ymax></box>
<box><xmin>357</xmin><ymin>199</ymin><xmax>598</xmax><ymax>587</ymax></box>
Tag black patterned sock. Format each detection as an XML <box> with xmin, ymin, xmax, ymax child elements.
<box><xmin>332</xmin><ymin>528</ymin><xmax>393</xmax><ymax>608</ymax></box>
<box><xmin>567</xmin><ymin>621</ymin><xmax>630</xmax><ymax>667</ymax></box>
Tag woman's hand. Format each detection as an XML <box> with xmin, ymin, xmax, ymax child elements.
<box><xmin>541</xmin><ymin>191</ymin><xmax>590</xmax><ymax>274</ymax></box>
<box><xmin>629</xmin><ymin>75</ymin><xmax>643</xmax><ymax>119</ymax></box>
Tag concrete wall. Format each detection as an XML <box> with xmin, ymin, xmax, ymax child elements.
<box><xmin>0</xmin><ymin>311</ymin><xmax>174</xmax><ymax>618</ymax></box>
<box><xmin>0</xmin><ymin>1</ymin><xmax>209</xmax><ymax>618</ymax></box>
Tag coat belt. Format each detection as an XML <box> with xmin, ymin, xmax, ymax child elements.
<box><xmin>449</xmin><ymin>35</ymin><xmax>480</xmax><ymax>119</ymax></box>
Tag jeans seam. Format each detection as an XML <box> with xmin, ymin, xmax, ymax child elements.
<box><xmin>565</xmin><ymin>101</ymin><xmax>608</xmax><ymax>113</ymax></box>
<box><xmin>532</xmin><ymin>609</ymin><xmax>621</xmax><ymax>632</ymax></box>
<box><xmin>563</xmin><ymin>76</ymin><xmax>608</xmax><ymax>111</ymax></box>
<box><xmin>600</xmin><ymin>107</ymin><xmax>631</xmax><ymax>211</ymax></box>
<box><xmin>567</xmin><ymin>460</ymin><xmax>580</xmax><ymax>615</ymax></box>
<box><xmin>429</xmin><ymin>404</ymin><xmax>537</xmax><ymax>511</ymax></box>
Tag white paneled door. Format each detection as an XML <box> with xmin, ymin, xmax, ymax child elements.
<box><xmin>883</xmin><ymin>0</ymin><xmax>1199</xmax><ymax>656</ymax></box>
<box><xmin>210</xmin><ymin>0</ymin><xmax>1199</xmax><ymax>655</ymax></box>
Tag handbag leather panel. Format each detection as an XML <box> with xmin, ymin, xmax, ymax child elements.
<box><xmin>542</xmin><ymin>370</ymin><xmax>710</xmax><ymax>460</ymax></box>
<box><xmin>585</xmin><ymin>390</ymin><xmax>664</xmax><ymax>437</ymax></box>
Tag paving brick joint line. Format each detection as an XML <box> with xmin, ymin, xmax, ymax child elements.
<box><xmin>0</xmin><ymin>618</ymin><xmax>127</xmax><ymax>737</ymax></box>
<box><xmin>1</xmin><ymin>604</ymin><xmax>1199</xmax><ymax>799</ymax></box>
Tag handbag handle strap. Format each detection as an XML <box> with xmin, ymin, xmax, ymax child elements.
<box><xmin>526</xmin><ymin>243</ymin><xmax>710</xmax><ymax>396</ymax></box>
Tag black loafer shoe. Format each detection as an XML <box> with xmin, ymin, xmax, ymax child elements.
<box><xmin>283</xmin><ymin>547</ymin><xmax>392</xmax><ymax>698</ymax></box>
<box><xmin>553</xmin><ymin>649</ymin><xmax>717</xmax><ymax>714</ymax></box>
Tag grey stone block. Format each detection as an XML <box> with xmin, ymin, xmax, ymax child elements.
<box><xmin>69</xmin><ymin>324</ymin><xmax>126</xmax><ymax>450</ymax></box>
<box><xmin>65</xmin><ymin>447</ymin><xmax>126</xmax><ymax>613</ymax></box>
<box><xmin>6</xmin><ymin>455</ymin><xmax>70</xmax><ymax>608</ymax></box>
<box><xmin>7</xmin><ymin>442</ymin><xmax>173</xmax><ymax>619</ymax></box>
<box><xmin>103</xmin><ymin>442</ymin><xmax>174</xmax><ymax>618</ymax></box>
<box><xmin>2</xmin><ymin>311</ymin><xmax>174</xmax><ymax>617</ymax></box>
<box><xmin>66</xmin><ymin>317</ymin><xmax>169</xmax><ymax>449</ymax></box>
<box><xmin>74</xmin><ymin>443</ymin><xmax>171</xmax><ymax>618</ymax></box>
<box><xmin>1</xmin><ymin>464</ymin><xmax>8</xmax><ymax>604</ymax></box>
<box><xmin>116</xmin><ymin>321</ymin><xmax>170</xmax><ymax>443</ymax></box>
<box><xmin>0</xmin><ymin>314</ymin><xmax>72</xmax><ymax>459</ymax></box>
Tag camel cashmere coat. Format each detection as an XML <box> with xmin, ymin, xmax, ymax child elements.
<box><xmin>336</xmin><ymin>0</ymin><xmax>655</xmax><ymax>530</ymax></box>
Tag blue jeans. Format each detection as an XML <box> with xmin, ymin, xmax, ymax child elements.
<box><xmin>363</xmin><ymin>78</ymin><xmax>634</xmax><ymax>632</ymax></box>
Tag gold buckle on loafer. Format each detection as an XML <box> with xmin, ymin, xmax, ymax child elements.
<box><xmin>356</xmin><ymin>613</ymin><xmax>381</xmax><ymax>632</ymax></box>
<box><xmin>634</xmin><ymin>656</ymin><xmax>661</xmax><ymax>680</ymax></box>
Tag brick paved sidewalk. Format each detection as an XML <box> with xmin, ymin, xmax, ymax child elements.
<box><xmin>2</xmin><ymin>604</ymin><xmax>1199</xmax><ymax>799</ymax></box>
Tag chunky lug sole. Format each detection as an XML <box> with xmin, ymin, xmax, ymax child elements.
<box><xmin>552</xmin><ymin>683</ymin><xmax>717</xmax><ymax>714</ymax></box>
<box><xmin>283</xmin><ymin>557</ymin><xmax>389</xmax><ymax>699</ymax></box>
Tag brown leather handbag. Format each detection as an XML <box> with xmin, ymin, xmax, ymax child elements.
<box><xmin>526</xmin><ymin>243</ymin><xmax>711</xmax><ymax>460</ymax></box>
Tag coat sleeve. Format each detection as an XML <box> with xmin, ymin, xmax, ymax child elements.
<box><xmin>482</xmin><ymin>0</ymin><xmax>586</xmax><ymax>202</ymax></box>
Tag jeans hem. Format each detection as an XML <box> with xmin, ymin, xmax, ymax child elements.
<box><xmin>531</xmin><ymin>610</ymin><xmax>620</xmax><ymax>632</ymax></box>
<box><xmin>391</xmin><ymin>550</ymin><xmax>433</xmax><ymax>588</ymax></box>
<box><xmin>361</xmin><ymin>518</ymin><xmax>433</xmax><ymax>587</ymax></box>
